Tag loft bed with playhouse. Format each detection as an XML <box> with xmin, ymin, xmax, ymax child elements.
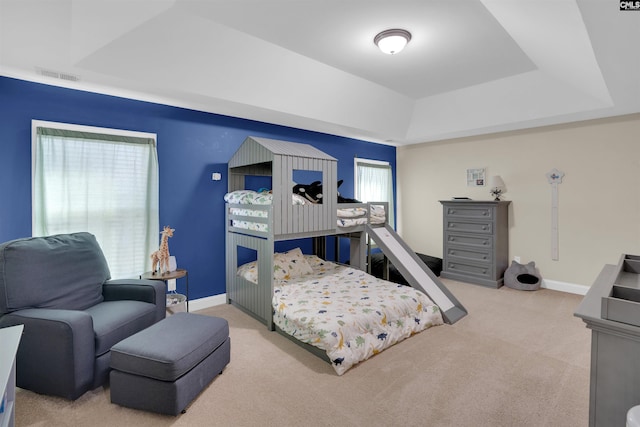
<box><xmin>225</xmin><ymin>136</ymin><xmax>466</xmax><ymax>375</ymax></box>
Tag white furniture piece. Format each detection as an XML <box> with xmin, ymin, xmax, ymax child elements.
<box><xmin>0</xmin><ymin>325</ymin><xmax>23</xmax><ymax>427</ymax></box>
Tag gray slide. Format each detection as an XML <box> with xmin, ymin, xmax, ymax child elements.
<box><xmin>366</xmin><ymin>224</ymin><xmax>467</xmax><ymax>324</ymax></box>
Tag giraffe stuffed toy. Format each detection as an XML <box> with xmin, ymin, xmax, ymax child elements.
<box><xmin>151</xmin><ymin>225</ymin><xmax>175</xmax><ymax>275</ymax></box>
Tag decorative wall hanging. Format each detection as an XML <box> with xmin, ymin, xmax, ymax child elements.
<box><xmin>546</xmin><ymin>169</ymin><xmax>565</xmax><ymax>261</ymax></box>
<box><xmin>466</xmin><ymin>168</ymin><xmax>486</xmax><ymax>187</ymax></box>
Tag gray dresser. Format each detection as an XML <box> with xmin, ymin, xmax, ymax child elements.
<box><xmin>575</xmin><ymin>255</ymin><xmax>640</xmax><ymax>427</ymax></box>
<box><xmin>439</xmin><ymin>200</ymin><xmax>510</xmax><ymax>288</ymax></box>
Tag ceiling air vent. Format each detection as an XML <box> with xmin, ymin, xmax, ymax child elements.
<box><xmin>36</xmin><ymin>67</ymin><xmax>80</xmax><ymax>82</ymax></box>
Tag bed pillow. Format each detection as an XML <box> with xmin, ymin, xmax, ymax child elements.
<box><xmin>224</xmin><ymin>190</ymin><xmax>255</xmax><ymax>204</ymax></box>
<box><xmin>303</xmin><ymin>254</ymin><xmax>339</xmax><ymax>275</ymax></box>
<box><xmin>236</xmin><ymin>248</ymin><xmax>314</xmax><ymax>284</ymax></box>
<box><xmin>237</xmin><ymin>261</ymin><xmax>259</xmax><ymax>284</ymax></box>
<box><xmin>225</xmin><ymin>190</ymin><xmax>311</xmax><ymax>206</ymax></box>
<box><xmin>251</xmin><ymin>192</ymin><xmax>273</xmax><ymax>205</ymax></box>
<box><xmin>273</xmin><ymin>248</ymin><xmax>314</xmax><ymax>280</ymax></box>
<box><xmin>292</xmin><ymin>193</ymin><xmax>308</xmax><ymax>205</ymax></box>
<box><xmin>303</xmin><ymin>254</ymin><xmax>326</xmax><ymax>269</ymax></box>
<box><xmin>224</xmin><ymin>190</ymin><xmax>273</xmax><ymax>205</ymax></box>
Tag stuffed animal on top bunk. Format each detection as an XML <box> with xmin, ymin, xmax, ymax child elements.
<box><xmin>293</xmin><ymin>181</ymin><xmax>323</xmax><ymax>204</ymax></box>
<box><xmin>292</xmin><ymin>180</ymin><xmax>360</xmax><ymax>204</ymax></box>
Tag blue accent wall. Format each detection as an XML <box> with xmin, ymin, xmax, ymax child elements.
<box><xmin>0</xmin><ymin>76</ymin><xmax>396</xmax><ymax>300</ymax></box>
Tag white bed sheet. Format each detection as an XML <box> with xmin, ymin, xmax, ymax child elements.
<box><xmin>272</xmin><ymin>256</ymin><xmax>443</xmax><ymax>375</ymax></box>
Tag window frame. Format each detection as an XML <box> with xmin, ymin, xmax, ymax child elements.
<box><xmin>353</xmin><ymin>157</ymin><xmax>395</xmax><ymax>228</ymax></box>
<box><xmin>31</xmin><ymin>119</ymin><xmax>159</xmax><ymax>278</ymax></box>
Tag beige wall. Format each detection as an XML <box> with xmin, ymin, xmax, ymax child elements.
<box><xmin>397</xmin><ymin>113</ymin><xmax>640</xmax><ymax>289</ymax></box>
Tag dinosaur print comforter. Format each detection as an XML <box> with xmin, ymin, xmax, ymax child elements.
<box><xmin>273</xmin><ymin>256</ymin><xmax>443</xmax><ymax>375</ymax></box>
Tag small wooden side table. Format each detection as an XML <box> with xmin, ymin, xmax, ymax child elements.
<box><xmin>141</xmin><ymin>269</ymin><xmax>189</xmax><ymax>312</ymax></box>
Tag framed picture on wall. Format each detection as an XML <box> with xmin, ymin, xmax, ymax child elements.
<box><xmin>467</xmin><ymin>168</ymin><xmax>486</xmax><ymax>187</ymax></box>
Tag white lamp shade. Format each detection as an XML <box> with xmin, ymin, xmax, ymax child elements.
<box><xmin>374</xmin><ymin>29</ymin><xmax>411</xmax><ymax>55</ymax></box>
<box><xmin>377</xmin><ymin>35</ymin><xmax>408</xmax><ymax>54</ymax></box>
<box><xmin>489</xmin><ymin>175</ymin><xmax>505</xmax><ymax>190</ymax></box>
<box><xmin>488</xmin><ymin>176</ymin><xmax>506</xmax><ymax>200</ymax></box>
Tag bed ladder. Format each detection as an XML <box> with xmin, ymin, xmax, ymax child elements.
<box><xmin>365</xmin><ymin>224</ymin><xmax>467</xmax><ymax>324</ymax></box>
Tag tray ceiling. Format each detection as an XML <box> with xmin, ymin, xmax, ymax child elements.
<box><xmin>1</xmin><ymin>0</ymin><xmax>638</xmax><ymax>145</ymax></box>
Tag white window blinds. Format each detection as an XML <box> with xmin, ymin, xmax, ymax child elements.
<box><xmin>32</xmin><ymin>121</ymin><xmax>159</xmax><ymax>279</ymax></box>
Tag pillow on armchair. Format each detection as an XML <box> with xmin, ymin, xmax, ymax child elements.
<box><xmin>0</xmin><ymin>232</ymin><xmax>109</xmax><ymax>314</ymax></box>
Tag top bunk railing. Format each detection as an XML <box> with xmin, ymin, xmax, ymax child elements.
<box><xmin>226</xmin><ymin>203</ymin><xmax>273</xmax><ymax>239</ymax></box>
<box><xmin>225</xmin><ymin>200</ymin><xmax>390</xmax><ymax>241</ymax></box>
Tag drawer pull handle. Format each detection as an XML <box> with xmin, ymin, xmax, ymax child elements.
<box><xmin>450</xmin><ymin>238</ymin><xmax>456</xmax><ymax>242</ymax></box>
<box><xmin>482</xmin><ymin>226</ymin><xmax>487</xmax><ymax>230</ymax></box>
<box><xmin>483</xmin><ymin>242</ymin><xmax>488</xmax><ymax>245</ymax></box>
<box><xmin>483</xmin><ymin>212</ymin><xmax>488</xmax><ymax>216</ymax></box>
<box><xmin>483</xmin><ymin>270</ymin><xmax>487</xmax><ymax>274</ymax></box>
<box><xmin>483</xmin><ymin>256</ymin><xmax>487</xmax><ymax>259</ymax></box>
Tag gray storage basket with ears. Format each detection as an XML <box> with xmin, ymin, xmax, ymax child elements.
<box><xmin>504</xmin><ymin>260</ymin><xmax>542</xmax><ymax>291</ymax></box>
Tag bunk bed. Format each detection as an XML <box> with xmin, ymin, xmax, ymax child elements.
<box><xmin>225</xmin><ymin>136</ymin><xmax>444</xmax><ymax>375</ymax></box>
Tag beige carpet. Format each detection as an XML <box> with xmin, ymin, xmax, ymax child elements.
<box><xmin>15</xmin><ymin>279</ymin><xmax>591</xmax><ymax>427</ymax></box>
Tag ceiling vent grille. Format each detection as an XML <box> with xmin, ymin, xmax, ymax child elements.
<box><xmin>36</xmin><ymin>67</ymin><xmax>80</xmax><ymax>82</ymax></box>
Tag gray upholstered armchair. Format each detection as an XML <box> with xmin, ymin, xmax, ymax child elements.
<box><xmin>0</xmin><ymin>232</ymin><xmax>165</xmax><ymax>400</ymax></box>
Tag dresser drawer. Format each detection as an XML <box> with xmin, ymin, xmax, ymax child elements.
<box><xmin>444</xmin><ymin>205</ymin><xmax>493</xmax><ymax>220</ymax></box>
<box><xmin>446</xmin><ymin>245</ymin><xmax>492</xmax><ymax>264</ymax></box>
<box><xmin>445</xmin><ymin>220</ymin><xmax>493</xmax><ymax>234</ymax></box>
<box><xmin>445</xmin><ymin>261</ymin><xmax>492</xmax><ymax>279</ymax></box>
<box><xmin>445</xmin><ymin>232</ymin><xmax>492</xmax><ymax>248</ymax></box>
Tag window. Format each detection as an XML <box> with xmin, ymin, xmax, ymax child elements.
<box><xmin>354</xmin><ymin>158</ymin><xmax>394</xmax><ymax>227</ymax></box>
<box><xmin>32</xmin><ymin>120</ymin><xmax>159</xmax><ymax>279</ymax></box>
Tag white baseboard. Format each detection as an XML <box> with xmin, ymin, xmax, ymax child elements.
<box><xmin>186</xmin><ymin>281</ymin><xmax>589</xmax><ymax>311</ymax></box>
<box><xmin>188</xmin><ymin>293</ymin><xmax>227</xmax><ymax>312</ymax></box>
<box><xmin>184</xmin><ymin>278</ymin><xmax>589</xmax><ymax>312</ymax></box>
<box><xmin>541</xmin><ymin>279</ymin><xmax>589</xmax><ymax>295</ymax></box>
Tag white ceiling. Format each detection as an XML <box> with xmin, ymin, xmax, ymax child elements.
<box><xmin>1</xmin><ymin>0</ymin><xmax>638</xmax><ymax>146</ymax></box>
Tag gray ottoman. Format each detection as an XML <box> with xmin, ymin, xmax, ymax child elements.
<box><xmin>109</xmin><ymin>312</ymin><xmax>230</xmax><ymax>415</ymax></box>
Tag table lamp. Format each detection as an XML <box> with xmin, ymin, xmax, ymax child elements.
<box><xmin>489</xmin><ymin>175</ymin><xmax>506</xmax><ymax>201</ymax></box>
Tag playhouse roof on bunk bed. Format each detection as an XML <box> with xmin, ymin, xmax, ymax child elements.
<box><xmin>229</xmin><ymin>136</ymin><xmax>336</xmax><ymax>169</ymax></box>
<box><xmin>228</xmin><ymin>136</ymin><xmax>338</xmax><ymax>238</ymax></box>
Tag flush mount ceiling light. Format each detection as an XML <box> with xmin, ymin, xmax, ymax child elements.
<box><xmin>374</xmin><ymin>29</ymin><xmax>412</xmax><ymax>55</ymax></box>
